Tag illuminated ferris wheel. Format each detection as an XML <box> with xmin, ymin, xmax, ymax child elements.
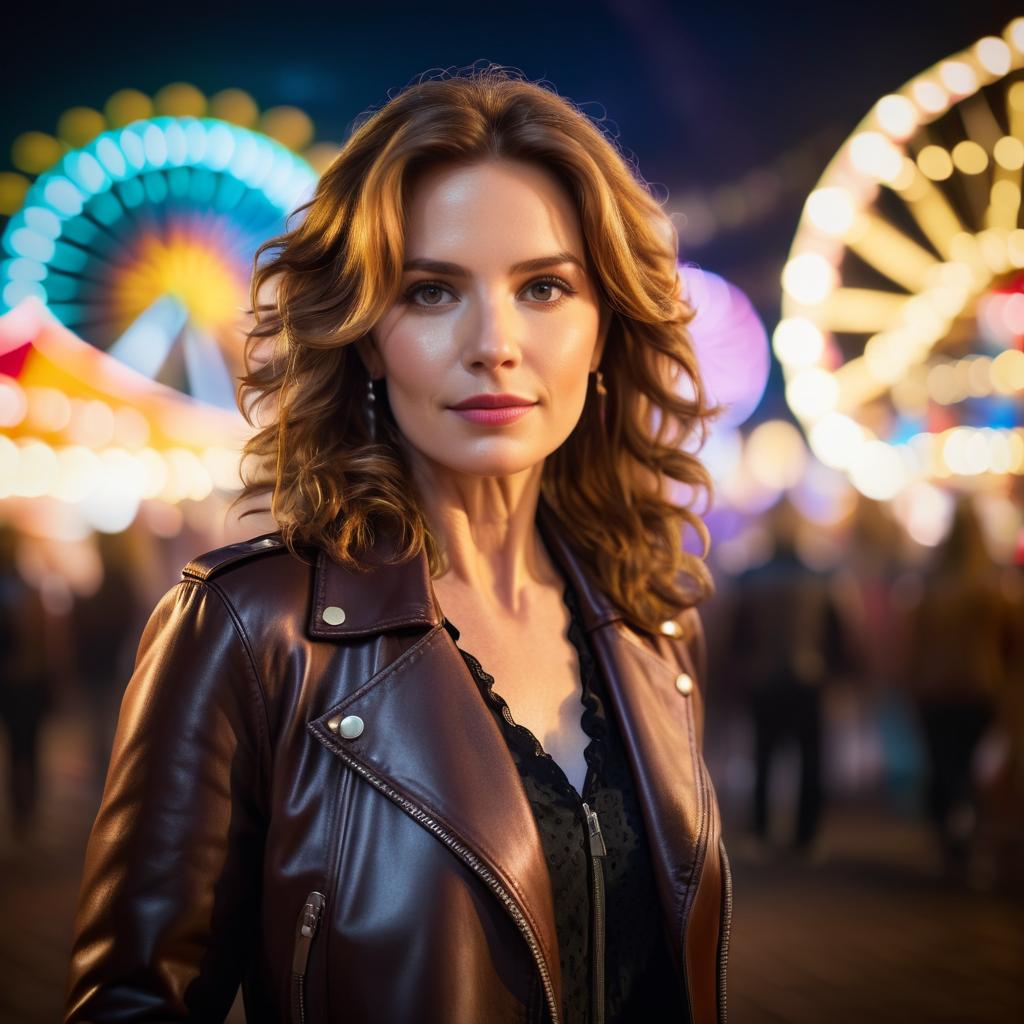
<box><xmin>1</xmin><ymin>115</ymin><xmax>316</xmax><ymax>411</ymax></box>
<box><xmin>777</xmin><ymin>18</ymin><xmax>1024</xmax><ymax>502</ymax></box>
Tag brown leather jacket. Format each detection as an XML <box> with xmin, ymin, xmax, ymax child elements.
<box><xmin>64</xmin><ymin>500</ymin><xmax>732</xmax><ymax>1023</ymax></box>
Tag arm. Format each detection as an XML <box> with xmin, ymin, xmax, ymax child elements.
<box><xmin>64</xmin><ymin>578</ymin><xmax>270</xmax><ymax>1022</ymax></box>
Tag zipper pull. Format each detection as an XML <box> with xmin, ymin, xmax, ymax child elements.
<box><xmin>582</xmin><ymin>801</ymin><xmax>607</xmax><ymax>858</ymax></box>
<box><xmin>292</xmin><ymin>891</ymin><xmax>326</xmax><ymax>975</ymax></box>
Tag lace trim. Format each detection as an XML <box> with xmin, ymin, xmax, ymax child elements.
<box><xmin>447</xmin><ymin>578</ymin><xmax>610</xmax><ymax>798</ymax></box>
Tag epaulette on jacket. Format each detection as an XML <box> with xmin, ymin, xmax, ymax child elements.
<box><xmin>181</xmin><ymin>533</ymin><xmax>287</xmax><ymax>582</ymax></box>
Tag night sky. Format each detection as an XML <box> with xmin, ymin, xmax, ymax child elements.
<box><xmin>5</xmin><ymin>1</ymin><xmax>1019</xmax><ymax>419</ymax></box>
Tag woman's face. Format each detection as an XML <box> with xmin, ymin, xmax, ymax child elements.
<box><xmin>362</xmin><ymin>157</ymin><xmax>608</xmax><ymax>481</ymax></box>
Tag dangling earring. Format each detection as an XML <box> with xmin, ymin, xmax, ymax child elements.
<box><xmin>366</xmin><ymin>375</ymin><xmax>377</xmax><ymax>441</ymax></box>
<box><xmin>593</xmin><ymin>368</ymin><xmax>608</xmax><ymax>427</ymax></box>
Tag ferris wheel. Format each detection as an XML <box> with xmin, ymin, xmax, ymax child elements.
<box><xmin>777</xmin><ymin>18</ymin><xmax>1024</xmax><ymax>503</ymax></box>
<box><xmin>1</xmin><ymin>114</ymin><xmax>317</xmax><ymax>412</ymax></box>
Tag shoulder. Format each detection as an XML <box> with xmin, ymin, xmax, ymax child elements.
<box><xmin>181</xmin><ymin>531</ymin><xmax>297</xmax><ymax>583</ymax></box>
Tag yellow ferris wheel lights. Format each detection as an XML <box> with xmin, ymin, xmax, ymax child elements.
<box><xmin>260</xmin><ymin>106</ymin><xmax>315</xmax><ymax>152</ymax></box>
<box><xmin>209</xmin><ymin>88</ymin><xmax>259</xmax><ymax>128</ymax></box>
<box><xmin>52</xmin><ymin>445</ymin><xmax>101</xmax><ymax>503</ymax></box>
<box><xmin>911</xmin><ymin>78</ymin><xmax>949</xmax><ymax>115</ymax></box>
<box><xmin>991</xmin><ymin>349</ymin><xmax>1024</xmax><ymax>394</ymax></box>
<box><xmin>986</xmin><ymin>179</ymin><xmax>1022</xmax><ymax>233</ymax></box>
<box><xmin>804</xmin><ymin>187</ymin><xmax>856</xmax><ymax>237</ymax></box>
<box><xmin>927</xmin><ymin>360</ymin><xmax>966</xmax><ymax>405</ymax></box>
<box><xmin>849</xmin><ymin>131</ymin><xmax>903</xmax><ymax>182</ymax></box>
<box><xmin>11</xmin><ymin>438</ymin><xmax>59</xmax><ymax>498</ymax></box>
<box><xmin>11</xmin><ymin>131</ymin><xmax>64</xmax><ymax>175</ymax></box>
<box><xmin>951</xmin><ymin>140</ymin><xmax>989</xmax><ymax>175</ymax></box>
<box><xmin>154</xmin><ymin>82</ymin><xmax>207</xmax><ymax>118</ymax></box>
<box><xmin>105</xmin><ymin>89</ymin><xmax>153</xmax><ymax>129</ymax></box>
<box><xmin>993</xmin><ymin>136</ymin><xmax>1024</xmax><ymax>170</ymax></box>
<box><xmin>976</xmin><ymin>37</ymin><xmax>1013</xmax><ymax>77</ymax></box>
<box><xmin>56</xmin><ymin>106</ymin><xmax>106</xmax><ymax>148</ymax></box>
<box><xmin>137</xmin><ymin>447</ymin><xmax>169</xmax><ymax>500</ymax></box>
<box><xmin>977</xmin><ymin>228</ymin><xmax>1012</xmax><ymax>274</ymax></box>
<box><xmin>785</xmin><ymin>367</ymin><xmax>839</xmax><ymax>421</ymax></box>
<box><xmin>1005</xmin><ymin>18</ymin><xmax>1024</xmax><ymax>54</ymax></box>
<box><xmin>875</xmin><ymin>94</ymin><xmax>919</xmax><ymax>140</ymax></box>
<box><xmin>0</xmin><ymin>373</ymin><xmax>28</xmax><ymax>427</ymax></box>
<box><xmin>849</xmin><ymin>439</ymin><xmax>912</xmax><ymax>500</ymax></box>
<box><xmin>917</xmin><ymin>144</ymin><xmax>953</xmax><ymax>181</ymax></box>
<box><xmin>0</xmin><ymin>171</ymin><xmax>29</xmax><ymax>216</ymax></box>
<box><xmin>939</xmin><ymin>60</ymin><xmax>978</xmax><ymax>97</ymax></box>
<box><xmin>1011</xmin><ymin>431</ymin><xmax>1024</xmax><ymax>473</ymax></box>
<box><xmin>24</xmin><ymin>385</ymin><xmax>72</xmax><ymax>433</ymax></box>
<box><xmin>846</xmin><ymin>210</ymin><xmax>940</xmax><ymax>293</ymax></box>
<box><xmin>781</xmin><ymin>252</ymin><xmax>837</xmax><ymax>305</ymax></box>
<box><xmin>772</xmin><ymin>317</ymin><xmax>825</xmax><ymax>368</ymax></box>
<box><xmin>1007</xmin><ymin>229</ymin><xmax>1024</xmax><ymax>267</ymax></box>
<box><xmin>808</xmin><ymin>413</ymin><xmax>865</xmax><ymax>470</ymax></box>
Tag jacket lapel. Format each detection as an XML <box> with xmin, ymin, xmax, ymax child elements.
<box><xmin>306</xmin><ymin>501</ymin><xmax>708</xmax><ymax>1012</ymax></box>
<box><xmin>536</xmin><ymin>499</ymin><xmax>709</xmax><ymax>971</ymax></box>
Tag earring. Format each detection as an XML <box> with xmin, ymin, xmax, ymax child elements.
<box><xmin>593</xmin><ymin>368</ymin><xmax>608</xmax><ymax>427</ymax></box>
<box><xmin>366</xmin><ymin>375</ymin><xmax>377</xmax><ymax>441</ymax></box>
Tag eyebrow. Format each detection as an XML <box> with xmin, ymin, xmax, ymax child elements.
<box><xmin>401</xmin><ymin>251</ymin><xmax>586</xmax><ymax>277</ymax></box>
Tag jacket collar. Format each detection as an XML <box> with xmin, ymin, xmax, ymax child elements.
<box><xmin>307</xmin><ymin>493</ymin><xmax>625</xmax><ymax>640</ymax></box>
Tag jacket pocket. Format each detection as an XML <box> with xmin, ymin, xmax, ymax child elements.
<box><xmin>291</xmin><ymin>891</ymin><xmax>326</xmax><ymax>1024</ymax></box>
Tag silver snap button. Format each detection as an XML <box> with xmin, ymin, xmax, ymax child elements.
<box><xmin>660</xmin><ymin>619</ymin><xmax>683</xmax><ymax>638</ymax></box>
<box><xmin>326</xmin><ymin>714</ymin><xmax>342</xmax><ymax>732</ymax></box>
<box><xmin>322</xmin><ymin>605</ymin><xmax>346</xmax><ymax>625</ymax></box>
<box><xmin>339</xmin><ymin>715</ymin><xmax>364</xmax><ymax>739</ymax></box>
<box><xmin>675</xmin><ymin>672</ymin><xmax>694</xmax><ymax>696</ymax></box>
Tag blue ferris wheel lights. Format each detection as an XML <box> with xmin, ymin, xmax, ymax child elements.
<box><xmin>24</xmin><ymin>206</ymin><xmax>61</xmax><ymax>239</ymax></box>
<box><xmin>118</xmin><ymin>128</ymin><xmax>146</xmax><ymax>172</ymax></box>
<box><xmin>95</xmin><ymin>136</ymin><xmax>127</xmax><ymax>179</ymax></box>
<box><xmin>3</xmin><ymin>258</ymin><xmax>47</xmax><ymax>283</ymax></box>
<box><xmin>42</xmin><ymin>176</ymin><xmax>85</xmax><ymax>217</ymax></box>
<box><xmin>9</xmin><ymin>226</ymin><xmax>54</xmax><ymax>262</ymax></box>
<box><xmin>142</xmin><ymin>123</ymin><xmax>168</xmax><ymax>168</ymax></box>
<box><xmin>66</xmin><ymin>151</ymin><xmax>109</xmax><ymax>195</ymax></box>
<box><xmin>204</xmin><ymin>122</ymin><xmax>236</xmax><ymax>171</ymax></box>
<box><xmin>184</xmin><ymin>120</ymin><xmax>207</xmax><ymax>164</ymax></box>
<box><xmin>3</xmin><ymin>280</ymin><xmax>46</xmax><ymax>307</ymax></box>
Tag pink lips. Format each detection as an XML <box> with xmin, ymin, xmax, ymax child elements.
<box><xmin>451</xmin><ymin>405</ymin><xmax>535</xmax><ymax>425</ymax></box>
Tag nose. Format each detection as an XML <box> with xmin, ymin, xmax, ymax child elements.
<box><xmin>460</xmin><ymin>287</ymin><xmax>523</xmax><ymax>372</ymax></box>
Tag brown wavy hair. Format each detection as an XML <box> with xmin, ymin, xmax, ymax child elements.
<box><xmin>232</xmin><ymin>64</ymin><xmax>721</xmax><ymax>633</ymax></box>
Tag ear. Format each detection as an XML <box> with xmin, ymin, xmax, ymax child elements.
<box><xmin>591</xmin><ymin>302</ymin><xmax>612</xmax><ymax>371</ymax></box>
<box><xmin>354</xmin><ymin>334</ymin><xmax>383</xmax><ymax>379</ymax></box>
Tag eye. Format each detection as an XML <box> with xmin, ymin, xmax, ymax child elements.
<box><xmin>523</xmin><ymin>276</ymin><xmax>574</xmax><ymax>304</ymax></box>
<box><xmin>404</xmin><ymin>281</ymin><xmax>456</xmax><ymax>307</ymax></box>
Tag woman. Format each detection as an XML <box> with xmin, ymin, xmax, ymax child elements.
<box><xmin>64</xmin><ymin>66</ymin><xmax>731</xmax><ymax>1024</ymax></box>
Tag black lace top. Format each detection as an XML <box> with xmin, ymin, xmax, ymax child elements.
<box><xmin>443</xmin><ymin>577</ymin><xmax>688</xmax><ymax>1024</ymax></box>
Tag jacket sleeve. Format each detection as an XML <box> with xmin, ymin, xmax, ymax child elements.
<box><xmin>64</xmin><ymin>577</ymin><xmax>270</xmax><ymax>1023</ymax></box>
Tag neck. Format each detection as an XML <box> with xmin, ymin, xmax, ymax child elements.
<box><xmin>406</xmin><ymin>448</ymin><xmax>559</xmax><ymax>616</ymax></box>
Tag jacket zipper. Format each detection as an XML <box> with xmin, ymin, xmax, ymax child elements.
<box><xmin>717</xmin><ymin>836</ymin><xmax>733</xmax><ymax>1024</ymax></box>
<box><xmin>291</xmin><ymin>890</ymin><xmax>325</xmax><ymax>1024</ymax></box>
<box><xmin>318</xmin><ymin>737</ymin><xmax>562</xmax><ymax>1024</ymax></box>
<box><xmin>581</xmin><ymin>801</ymin><xmax>607</xmax><ymax>1024</ymax></box>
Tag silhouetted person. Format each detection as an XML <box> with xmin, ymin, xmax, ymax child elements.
<box><xmin>731</xmin><ymin>499</ymin><xmax>846</xmax><ymax>854</ymax></box>
<box><xmin>0</xmin><ymin>524</ymin><xmax>54</xmax><ymax>838</ymax></box>
<box><xmin>903</xmin><ymin>496</ymin><xmax>1009</xmax><ymax>877</ymax></box>
<box><xmin>68</xmin><ymin>530</ymin><xmax>142</xmax><ymax>795</ymax></box>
